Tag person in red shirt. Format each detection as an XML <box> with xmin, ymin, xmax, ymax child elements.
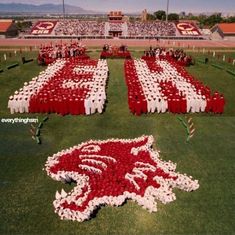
<box><xmin>140</xmin><ymin>98</ymin><xmax>147</xmax><ymax>114</ymax></box>
<box><xmin>218</xmin><ymin>94</ymin><xmax>225</xmax><ymax>114</ymax></box>
<box><xmin>211</xmin><ymin>92</ymin><xmax>220</xmax><ymax>114</ymax></box>
<box><xmin>135</xmin><ymin>100</ymin><xmax>142</xmax><ymax>116</ymax></box>
<box><xmin>168</xmin><ymin>96</ymin><xmax>173</xmax><ymax>113</ymax></box>
<box><xmin>171</xmin><ymin>96</ymin><xmax>177</xmax><ymax>114</ymax></box>
<box><xmin>180</xmin><ymin>96</ymin><xmax>187</xmax><ymax>113</ymax></box>
<box><xmin>205</xmin><ymin>96</ymin><xmax>212</xmax><ymax>113</ymax></box>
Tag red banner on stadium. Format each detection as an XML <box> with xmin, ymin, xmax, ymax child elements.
<box><xmin>31</xmin><ymin>21</ymin><xmax>57</xmax><ymax>35</ymax></box>
<box><xmin>176</xmin><ymin>22</ymin><xmax>201</xmax><ymax>36</ymax></box>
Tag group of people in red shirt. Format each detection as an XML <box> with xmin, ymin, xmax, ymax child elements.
<box><xmin>38</xmin><ymin>42</ymin><xmax>89</xmax><ymax>65</ymax></box>
<box><xmin>9</xmin><ymin>57</ymin><xmax>109</xmax><ymax>116</ymax></box>
<box><xmin>9</xmin><ymin>44</ymin><xmax>225</xmax><ymax>116</ymax></box>
<box><xmin>143</xmin><ymin>47</ymin><xmax>193</xmax><ymax>67</ymax></box>
<box><xmin>100</xmin><ymin>44</ymin><xmax>131</xmax><ymax>59</ymax></box>
<box><xmin>125</xmin><ymin>55</ymin><xmax>225</xmax><ymax>116</ymax></box>
<box><xmin>45</xmin><ymin>135</ymin><xmax>199</xmax><ymax>222</ymax></box>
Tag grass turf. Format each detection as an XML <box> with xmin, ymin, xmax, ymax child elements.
<box><xmin>0</xmin><ymin>49</ymin><xmax>235</xmax><ymax>235</ymax></box>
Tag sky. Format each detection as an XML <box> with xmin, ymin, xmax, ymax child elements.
<box><xmin>0</xmin><ymin>0</ymin><xmax>235</xmax><ymax>13</ymax></box>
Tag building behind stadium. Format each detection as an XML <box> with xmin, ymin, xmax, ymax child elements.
<box><xmin>211</xmin><ymin>23</ymin><xmax>235</xmax><ymax>41</ymax></box>
<box><xmin>0</xmin><ymin>19</ymin><xmax>18</xmax><ymax>38</ymax></box>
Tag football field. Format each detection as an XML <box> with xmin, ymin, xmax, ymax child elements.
<box><xmin>0</xmin><ymin>49</ymin><xmax>235</xmax><ymax>235</ymax></box>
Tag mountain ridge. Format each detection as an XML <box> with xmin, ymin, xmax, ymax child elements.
<box><xmin>0</xmin><ymin>3</ymin><xmax>101</xmax><ymax>14</ymax></box>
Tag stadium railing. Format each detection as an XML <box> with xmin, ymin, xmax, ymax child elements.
<box><xmin>23</xmin><ymin>35</ymin><xmax>207</xmax><ymax>40</ymax></box>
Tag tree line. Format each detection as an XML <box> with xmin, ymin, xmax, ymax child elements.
<box><xmin>147</xmin><ymin>10</ymin><xmax>235</xmax><ymax>28</ymax></box>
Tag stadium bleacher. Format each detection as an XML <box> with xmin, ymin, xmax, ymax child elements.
<box><xmin>54</xmin><ymin>20</ymin><xmax>105</xmax><ymax>36</ymax></box>
<box><xmin>127</xmin><ymin>22</ymin><xmax>176</xmax><ymax>37</ymax></box>
<box><xmin>26</xmin><ymin>18</ymin><xmax>205</xmax><ymax>40</ymax></box>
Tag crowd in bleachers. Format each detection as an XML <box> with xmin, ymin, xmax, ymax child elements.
<box><xmin>54</xmin><ymin>20</ymin><xmax>105</xmax><ymax>36</ymax></box>
<box><xmin>143</xmin><ymin>47</ymin><xmax>193</xmax><ymax>67</ymax></box>
<box><xmin>51</xmin><ymin>20</ymin><xmax>176</xmax><ymax>37</ymax></box>
<box><xmin>127</xmin><ymin>22</ymin><xmax>176</xmax><ymax>37</ymax></box>
<box><xmin>38</xmin><ymin>42</ymin><xmax>89</xmax><ymax>65</ymax></box>
<box><xmin>26</xmin><ymin>19</ymin><xmax>208</xmax><ymax>38</ymax></box>
<box><xmin>109</xmin><ymin>22</ymin><xmax>123</xmax><ymax>32</ymax></box>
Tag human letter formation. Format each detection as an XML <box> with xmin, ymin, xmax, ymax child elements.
<box><xmin>8</xmin><ymin>58</ymin><xmax>225</xmax><ymax>115</ymax></box>
<box><xmin>125</xmin><ymin>57</ymin><xmax>225</xmax><ymax>115</ymax></box>
<box><xmin>8</xmin><ymin>57</ymin><xmax>108</xmax><ymax>115</ymax></box>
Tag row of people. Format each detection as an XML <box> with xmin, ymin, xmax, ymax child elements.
<box><xmin>100</xmin><ymin>44</ymin><xmax>131</xmax><ymax>59</ymax></box>
<box><xmin>143</xmin><ymin>47</ymin><xmax>193</xmax><ymax>67</ymax></box>
<box><xmin>38</xmin><ymin>42</ymin><xmax>88</xmax><ymax>65</ymax></box>
<box><xmin>102</xmin><ymin>44</ymin><xmax>128</xmax><ymax>53</ymax></box>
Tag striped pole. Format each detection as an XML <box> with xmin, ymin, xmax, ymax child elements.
<box><xmin>186</xmin><ymin>117</ymin><xmax>196</xmax><ymax>141</ymax></box>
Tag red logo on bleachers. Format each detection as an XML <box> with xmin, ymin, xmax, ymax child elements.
<box><xmin>176</xmin><ymin>22</ymin><xmax>201</xmax><ymax>36</ymax></box>
<box><xmin>31</xmin><ymin>21</ymin><xmax>57</xmax><ymax>35</ymax></box>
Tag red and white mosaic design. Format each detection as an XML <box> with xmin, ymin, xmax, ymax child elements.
<box><xmin>8</xmin><ymin>58</ymin><xmax>108</xmax><ymax>115</ymax></box>
<box><xmin>45</xmin><ymin>136</ymin><xmax>199</xmax><ymax>222</ymax></box>
<box><xmin>125</xmin><ymin>57</ymin><xmax>225</xmax><ymax>115</ymax></box>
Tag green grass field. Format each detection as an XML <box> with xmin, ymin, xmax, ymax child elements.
<box><xmin>0</xmin><ymin>49</ymin><xmax>235</xmax><ymax>235</ymax></box>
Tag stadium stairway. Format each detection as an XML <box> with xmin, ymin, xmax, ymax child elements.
<box><xmin>51</xmin><ymin>21</ymin><xmax>59</xmax><ymax>35</ymax></box>
<box><xmin>122</xmin><ymin>22</ymin><xmax>128</xmax><ymax>37</ymax></box>
<box><xmin>105</xmin><ymin>22</ymin><xmax>110</xmax><ymax>37</ymax></box>
<box><xmin>173</xmin><ymin>23</ymin><xmax>181</xmax><ymax>37</ymax></box>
